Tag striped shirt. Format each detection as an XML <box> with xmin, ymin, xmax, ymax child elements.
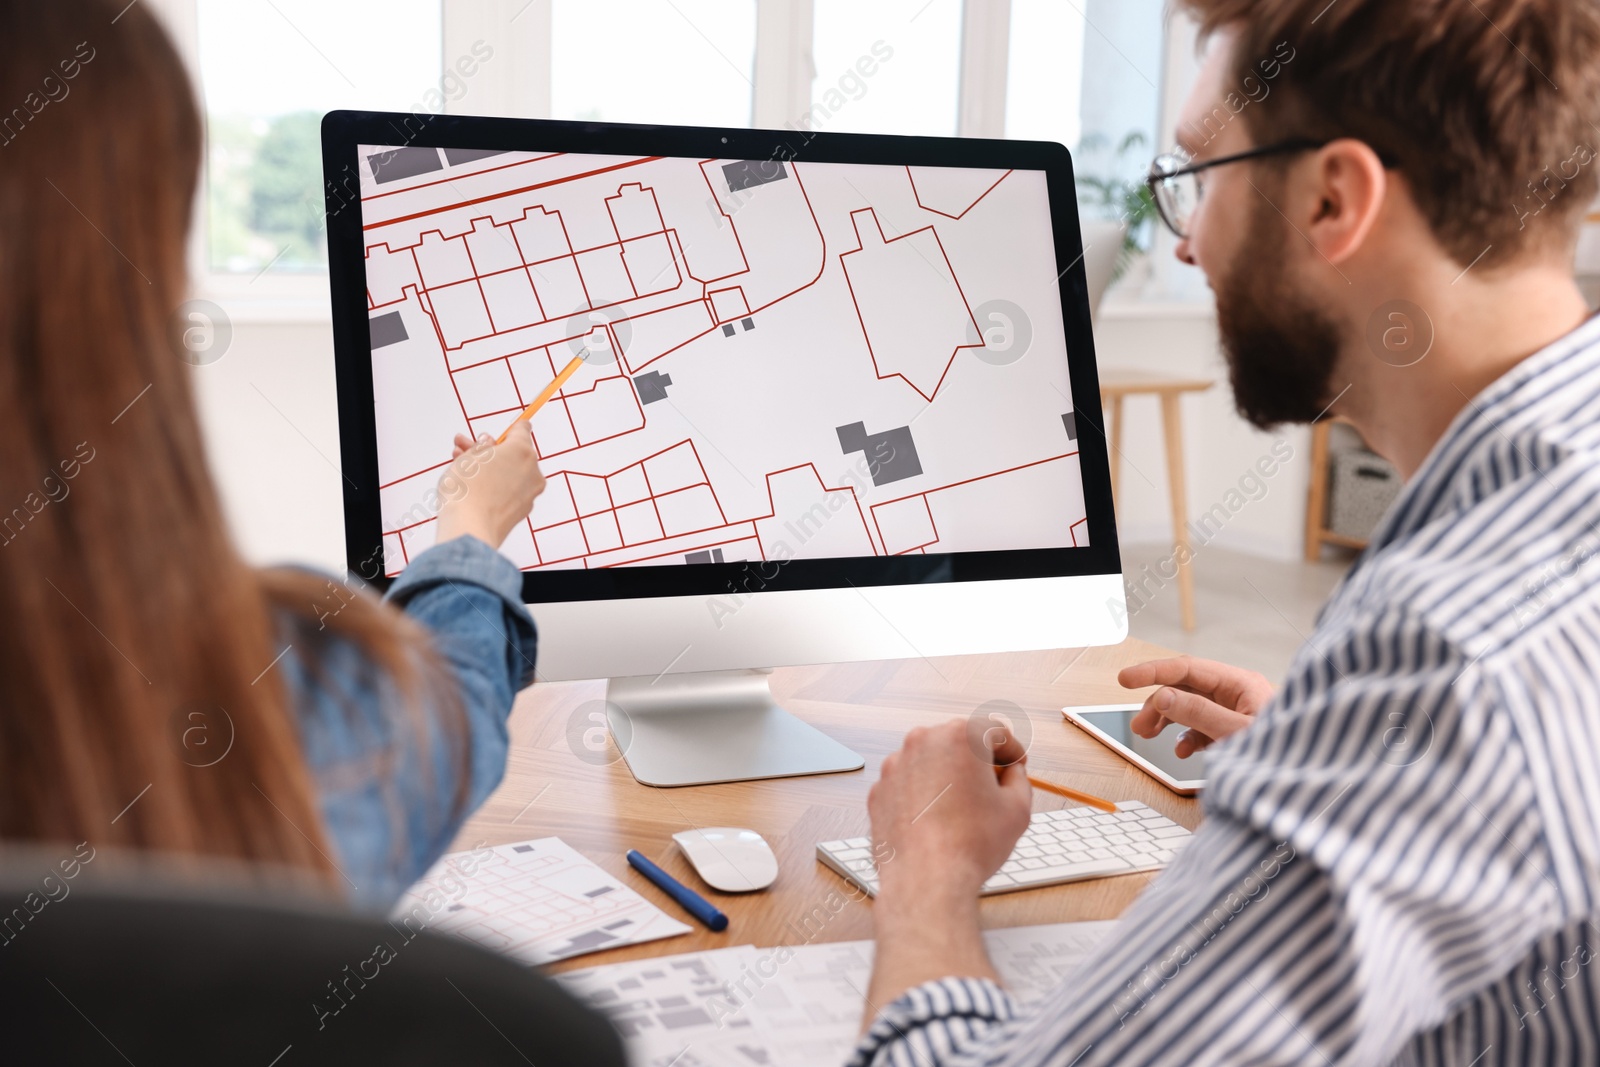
<box><xmin>850</xmin><ymin>314</ymin><xmax>1600</xmax><ymax>1066</ymax></box>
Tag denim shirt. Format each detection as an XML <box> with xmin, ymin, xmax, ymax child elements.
<box><xmin>278</xmin><ymin>536</ymin><xmax>537</xmax><ymax>910</ymax></box>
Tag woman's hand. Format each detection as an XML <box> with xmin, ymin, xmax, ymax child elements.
<box><xmin>1119</xmin><ymin>656</ymin><xmax>1275</xmax><ymax>758</ymax></box>
<box><xmin>434</xmin><ymin>428</ymin><xmax>546</xmax><ymax>550</ymax></box>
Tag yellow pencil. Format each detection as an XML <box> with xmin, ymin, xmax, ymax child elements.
<box><xmin>994</xmin><ymin>765</ymin><xmax>1118</xmax><ymax>813</ymax></box>
<box><xmin>496</xmin><ymin>353</ymin><xmax>585</xmax><ymax>444</ymax></box>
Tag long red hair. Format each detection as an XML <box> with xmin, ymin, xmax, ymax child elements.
<box><xmin>0</xmin><ymin>0</ymin><xmax>457</xmax><ymax>880</ymax></box>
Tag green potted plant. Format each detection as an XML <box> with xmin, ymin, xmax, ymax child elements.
<box><xmin>1076</xmin><ymin>130</ymin><xmax>1159</xmax><ymax>286</ymax></box>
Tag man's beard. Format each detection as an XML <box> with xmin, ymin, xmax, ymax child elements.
<box><xmin>1212</xmin><ymin>199</ymin><xmax>1343</xmax><ymax>430</ymax></box>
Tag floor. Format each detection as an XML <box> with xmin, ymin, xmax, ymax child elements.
<box><xmin>1118</xmin><ymin>542</ymin><xmax>1356</xmax><ymax>681</ymax></box>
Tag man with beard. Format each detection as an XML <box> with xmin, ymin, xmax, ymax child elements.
<box><xmin>851</xmin><ymin>1</ymin><xmax>1600</xmax><ymax>1064</ymax></box>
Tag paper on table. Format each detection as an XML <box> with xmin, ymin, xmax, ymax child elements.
<box><xmin>390</xmin><ymin>836</ymin><xmax>691</xmax><ymax>965</ymax></box>
<box><xmin>738</xmin><ymin>939</ymin><xmax>879</xmax><ymax>1067</ymax></box>
<box><xmin>560</xmin><ymin>946</ymin><xmax>772</xmax><ymax>1067</ymax></box>
<box><xmin>986</xmin><ymin>920</ymin><xmax>1120</xmax><ymax>1005</ymax></box>
<box><xmin>558</xmin><ymin>920</ymin><xmax>1119</xmax><ymax>1067</ymax></box>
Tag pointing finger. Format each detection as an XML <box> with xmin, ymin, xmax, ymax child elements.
<box><xmin>1151</xmin><ymin>687</ymin><xmax>1252</xmax><ymax>745</ymax></box>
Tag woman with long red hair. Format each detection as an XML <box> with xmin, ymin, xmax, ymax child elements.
<box><xmin>0</xmin><ymin>0</ymin><xmax>546</xmax><ymax>906</ymax></box>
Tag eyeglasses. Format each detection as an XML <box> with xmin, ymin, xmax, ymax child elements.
<box><xmin>1146</xmin><ymin>138</ymin><xmax>1336</xmax><ymax>240</ymax></box>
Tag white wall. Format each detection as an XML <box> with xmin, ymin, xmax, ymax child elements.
<box><xmin>193</xmin><ymin>307</ymin><xmax>1313</xmax><ymax>577</ymax></box>
<box><xmin>1095</xmin><ymin>309</ymin><xmax>1312</xmax><ymax>562</ymax></box>
<box><xmin>189</xmin><ymin>318</ymin><xmax>347</xmax><ymax>573</ymax></box>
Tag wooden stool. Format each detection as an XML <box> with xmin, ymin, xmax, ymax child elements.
<box><xmin>1099</xmin><ymin>372</ymin><xmax>1214</xmax><ymax>631</ymax></box>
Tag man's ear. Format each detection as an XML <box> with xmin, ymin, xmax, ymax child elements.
<box><xmin>1303</xmin><ymin>138</ymin><xmax>1389</xmax><ymax>265</ymax></box>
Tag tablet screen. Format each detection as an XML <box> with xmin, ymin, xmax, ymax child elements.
<box><xmin>1076</xmin><ymin>707</ymin><xmax>1208</xmax><ymax>783</ymax></box>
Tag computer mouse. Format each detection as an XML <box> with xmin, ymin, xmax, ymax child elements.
<box><xmin>671</xmin><ymin>827</ymin><xmax>778</xmax><ymax>893</ymax></box>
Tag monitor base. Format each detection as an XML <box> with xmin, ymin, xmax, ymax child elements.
<box><xmin>605</xmin><ymin>669</ymin><xmax>864</xmax><ymax>787</ymax></box>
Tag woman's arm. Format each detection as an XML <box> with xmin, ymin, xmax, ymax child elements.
<box><xmin>375</xmin><ymin>429</ymin><xmax>547</xmax><ymax>887</ymax></box>
<box><xmin>290</xmin><ymin>430</ymin><xmax>546</xmax><ymax>907</ymax></box>
<box><xmin>384</xmin><ymin>533</ymin><xmax>539</xmax><ymax>813</ymax></box>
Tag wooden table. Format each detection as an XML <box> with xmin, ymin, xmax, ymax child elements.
<box><xmin>1099</xmin><ymin>372</ymin><xmax>1214</xmax><ymax>631</ymax></box>
<box><xmin>451</xmin><ymin>638</ymin><xmax>1200</xmax><ymax>974</ymax></box>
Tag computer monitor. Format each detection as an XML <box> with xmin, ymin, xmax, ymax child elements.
<box><xmin>322</xmin><ymin>111</ymin><xmax>1125</xmax><ymax>787</ymax></box>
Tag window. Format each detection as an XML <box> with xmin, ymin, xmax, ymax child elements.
<box><xmin>809</xmin><ymin>0</ymin><xmax>962</xmax><ymax>137</ymax></box>
<box><xmin>550</xmin><ymin>0</ymin><xmax>757</xmax><ymax>128</ymax></box>
<box><xmin>1005</xmin><ymin>0</ymin><xmax>1087</xmax><ymax>147</ymax></box>
<box><xmin>196</xmin><ymin>0</ymin><xmax>442</xmax><ymax>274</ymax></box>
<box><xmin>1007</xmin><ymin>0</ymin><xmax>1164</xmax><ymax>284</ymax></box>
<box><xmin>165</xmin><ymin>0</ymin><xmax>1170</xmax><ymax>309</ymax></box>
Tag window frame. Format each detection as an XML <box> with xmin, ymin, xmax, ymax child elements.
<box><xmin>148</xmin><ymin>0</ymin><xmax>1182</xmax><ymax>321</ymax></box>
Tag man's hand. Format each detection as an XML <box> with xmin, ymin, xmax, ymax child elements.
<box><xmin>870</xmin><ymin>719</ymin><xmax>1033</xmax><ymax>901</ymax></box>
<box><xmin>434</xmin><ymin>428</ymin><xmax>546</xmax><ymax>550</ymax></box>
<box><xmin>1120</xmin><ymin>656</ymin><xmax>1275</xmax><ymax>758</ymax></box>
<box><xmin>860</xmin><ymin>719</ymin><xmax>1033</xmax><ymax>1031</ymax></box>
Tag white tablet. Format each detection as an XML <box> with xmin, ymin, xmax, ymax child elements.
<box><xmin>1062</xmin><ymin>702</ymin><xmax>1206</xmax><ymax>795</ymax></box>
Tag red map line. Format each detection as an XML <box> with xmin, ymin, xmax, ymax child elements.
<box><xmin>360</xmin><ymin>152</ymin><xmax>566</xmax><ymax>203</ymax></box>
<box><xmin>592</xmin><ymin>532</ymin><xmax>764</xmax><ymax>569</ymax></box>
<box><xmin>627</xmin><ymin>161</ymin><xmax>827</xmax><ymax>373</ymax></box>
<box><xmin>506</xmin><ymin>223</ymin><xmax>549</xmax><ymax>323</ymax></box>
<box><xmin>377</xmin><ymin>159</ymin><xmax>1046</xmax><ymax>573</ymax></box>
<box><xmin>873</xmin><ymin>496</ymin><xmax>940</xmax><ymax>557</ymax></box>
<box><xmin>459</xmin><ymin>230</ymin><xmax>499</xmax><ymax>334</ymax></box>
<box><xmin>380</xmin><ymin>456</ymin><xmax>452</xmax><ymax>491</ymax></box>
<box><xmin>517</xmin><ymin>443</ymin><xmax>726</xmax><ymax>558</ymax></box>
<box><xmin>838</xmin><ymin>207</ymin><xmax>985</xmax><ymax>404</ymax></box>
<box><xmin>905</xmin><ymin>166</ymin><xmax>1014</xmax><ymax>220</ymax></box>
<box><xmin>413</xmin><ymin>224</ymin><xmax>677</xmax><ymax>354</ymax></box>
<box><xmin>370</xmin><ymin>163</ymin><xmax>796</xmax><ymax>491</ymax></box>
<box><xmin>737</xmin><ymin>462</ymin><xmax>876</xmax><ymax>557</ymax></box>
<box><xmin>685</xmin><ymin>160</ymin><xmax>752</xmax><ymax>285</ymax></box>
<box><xmin>376</xmin><ymin>179</ymin><xmax>676</xmax><ymax>485</ymax></box>
<box><xmin>868</xmin><ymin>453</ymin><xmax>1081</xmax><ymax>553</ymax></box>
<box><xmin>400</xmin><ymin>268</ymin><xmax>472</xmax><ymax>432</ymax></box>
<box><xmin>363</xmin><ymin>156</ymin><xmax>665</xmax><ymax>230</ymax></box>
<box><xmin>872</xmin><ymin>452</ymin><xmax>1080</xmax><ymax>510</ymax></box>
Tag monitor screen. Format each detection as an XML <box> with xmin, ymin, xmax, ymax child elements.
<box><xmin>351</xmin><ymin>144</ymin><xmax>1092</xmax><ymax>582</ymax></box>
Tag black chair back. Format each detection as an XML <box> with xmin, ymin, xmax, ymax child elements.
<box><xmin>0</xmin><ymin>869</ymin><xmax>627</xmax><ymax>1066</ymax></box>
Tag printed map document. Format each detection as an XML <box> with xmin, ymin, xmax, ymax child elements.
<box><xmin>391</xmin><ymin>837</ymin><xmax>691</xmax><ymax>965</ymax></box>
<box><xmin>557</xmin><ymin>920</ymin><xmax>1117</xmax><ymax>1067</ymax></box>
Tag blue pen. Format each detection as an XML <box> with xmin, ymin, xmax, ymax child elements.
<box><xmin>627</xmin><ymin>849</ymin><xmax>729</xmax><ymax>932</ymax></box>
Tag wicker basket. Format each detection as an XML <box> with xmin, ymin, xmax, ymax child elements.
<box><xmin>1328</xmin><ymin>448</ymin><xmax>1401</xmax><ymax>542</ymax></box>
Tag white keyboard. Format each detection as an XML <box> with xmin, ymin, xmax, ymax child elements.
<box><xmin>817</xmin><ymin>801</ymin><xmax>1193</xmax><ymax>897</ymax></box>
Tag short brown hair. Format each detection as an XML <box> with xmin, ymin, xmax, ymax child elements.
<box><xmin>1177</xmin><ymin>0</ymin><xmax>1600</xmax><ymax>268</ymax></box>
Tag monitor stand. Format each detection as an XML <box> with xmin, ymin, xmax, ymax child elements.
<box><xmin>605</xmin><ymin>669</ymin><xmax>864</xmax><ymax>787</ymax></box>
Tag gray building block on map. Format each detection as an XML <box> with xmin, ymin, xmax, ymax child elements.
<box><xmin>837</xmin><ymin>422</ymin><xmax>923</xmax><ymax>486</ymax></box>
<box><xmin>1061</xmin><ymin>412</ymin><xmax>1078</xmax><ymax>441</ymax></box>
<box><xmin>367</xmin><ymin>146</ymin><xmax>443</xmax><ymax>184</ymax></box>
<box><xmin>369</xmin><ymin>311</ymin><xmax>409</xmax><ymax>349</ymax></box>
<box><xmin>443</xmin><ymin>147</ymin><xmax>507</xmax><ymax>167</ymax></box>
<box><xmin>633</xmin><ymin>371</ymin><xmax>673</xmax><ymax>405</ymax></box>
<box><xmin>723</xmin><ymin>159</ymin><xmax>789</xmax><ymax>193</ymax></box>
<box><xmin>685</xmin><ymin>548</ymin><xmax>726</xmax><ymax>565</ymax></box>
